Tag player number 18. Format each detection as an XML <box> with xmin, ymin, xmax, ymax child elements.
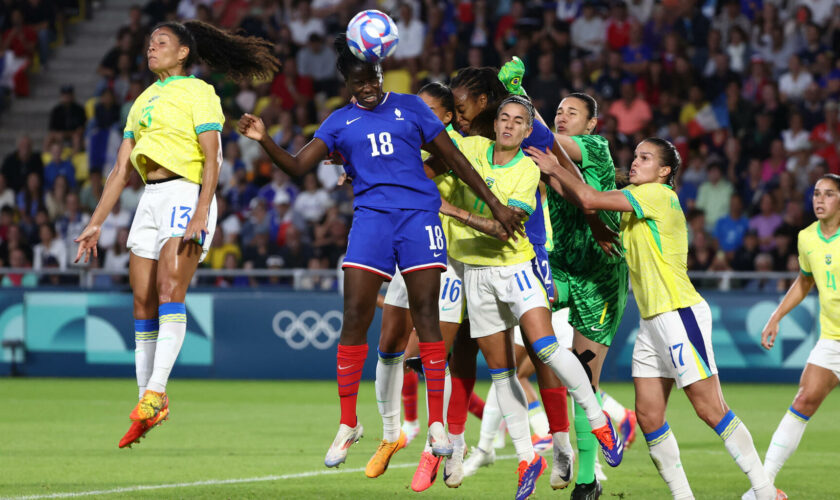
<box><xmin>425</xmin><ymin>225</ymin><xmax>444</xmax><ymax>250</ymax></box>
<box><xmin>367</xmin><ymin>132</ymin><xmax>393</xmax><ymax>157</ymax></box>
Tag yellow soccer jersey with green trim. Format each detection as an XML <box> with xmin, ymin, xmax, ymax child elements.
<box><xmin>124</xmin><ymin>75</ymin><xmax>224</xmax><ymax>184</ymax></box>
<box><xmin>423</xmin><ymin>125</ymin><xmax>465</xmax><ymax>245</ymax></box>
<box><xmin>797</xmin><ymin>222</ymin><xmax>840</xmax><ymax>340</ymax></box>
<box><xmin>447</xmin><ymin>136</ymin><xmax>538</xmax><ymax>267</ymax></box>
<box><xmin>620</xmin><ymin>183</ymin><xmax>702</xmax><ymax>319</ymax></box>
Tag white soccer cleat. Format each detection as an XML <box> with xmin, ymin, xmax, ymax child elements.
<box><xmin>402</xmin><ymin>420</ymin><xmax>421</xmax><ymax>446</ymax></box>
<box><xmin>550</xmin><ymin>442</ymin><xmax>575</xmax><ymax>490</ymax></box>
<box><xmin>428</xmin><ymin>421</ymin><xmax>453</xmax><ymax>457</ymax></box>
<box><xmin>595</xmin><ymin>456</ymin><xmax>608</xmax><ymax>481</ymax></box>
<box><xmin>463</xmin><ymin>446</ymin><xmax>496</xmax><ymax>477</ymax></box>
<box><xmin>324</xmin><ymin>422</ymin><xmax>364</xmax><ymax>468</ymax></box>
<box><xmin>443</xmin><ymin>437</ymin><xmax>466</xmax><ymax>487</ymax></box>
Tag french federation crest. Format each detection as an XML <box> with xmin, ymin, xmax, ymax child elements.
<box><xmin>394</xmin><ymin>108</ymin><xmax>403</xmax><ymax>120</ymax></box>
<box><xmin>826</xmin><ymin>254</ymin><xmax>832</xmax><ymax>265</ymax></box>
<box><xmin>485</xmin><ymin>177</ymin><xmax>495</xmax><ymax>188</ymax></box>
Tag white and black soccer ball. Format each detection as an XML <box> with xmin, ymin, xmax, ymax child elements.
<box><xmin>346</xmin><ymin>10</ymin><xmax>400</xmax><ymax>63</ymax></box>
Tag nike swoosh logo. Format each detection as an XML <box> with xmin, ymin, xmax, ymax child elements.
<box><xmin>429</xmin><ymin>359</ymin><xmax>444</xmax><ymax>365</ymax></box>
<box><xmin>338</xmin><ymin>365</ymin><xmax>353</xmax><ymax>370</ymax></box>
<box><xmin>523</xmin><ymin>294</ymin><xmax>535</xmax><ymax>301</ymax></box>
<box><xmin>433</xmin><ymin>252</ymin><xmax>442</xmax><ymax>257</ymax></box>
<box><xmin>807</xmin><ymin>250</ymin><xmax>814</xmax><ymax>255</ymax></box>
<box><xmin>346</xmin><ymin>117</ymin><xmax>361</xmax><ymax>125</ymax></box>
<box><xmin>678</xmin><ymin>369</ymin><xmax>688</xmax><ymax>377</ymax></box>
<box><xmin>441</xmin><ymin>306</ymin><xmax>457</xmax><ymax>311</ymax></box>
<box><xmin>590</xmin><ymin>326</ymin><xmax>604</xmax><ymax>332</ymax></box>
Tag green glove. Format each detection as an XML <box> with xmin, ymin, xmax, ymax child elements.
<box><xmin>498</xmin><ymin>56</ymin><xmax>527</xmax><ymax>96</ymax></box>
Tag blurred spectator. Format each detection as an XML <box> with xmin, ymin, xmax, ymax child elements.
<box><xmin>570</xmin><ymin>3</ymin><xmax>605</xmax><ymax>57</ymax></box>
<box><xmin>2</xmin><ymin>248</ymin><xmax>37</xmax><ymax>286</ymax></box>
<box><xmin>98</xmin><ymin>199</ymin><xmax>131</xmax><ymax>250</ymax></box>
<box><xmin>204</xmin><ymin>225</ymin><xmax>241</xmax><ymax>270</ymax></box>
<box><xmin>779</xmin><ymin>54</ymin><xmax>813</xmax><ymax>103</ymax></box>
<box><xmin>79</xmin><ymin>170</ymin><xmax>103</xmax><ymax>213</ymax></box>
<box><xmin>393</xmin><ymin>3</ymin><xmax>424</xmax><ymax>72</ymax></box>
<box><xmin>119</xmin><ymin>170</ymin><xmax>143</xmax><ymax>215</ymax></box>
<box><xmin>687</xmin><ymin>230</ymin><xmax>715</xmax><ymax>271</ymax></box>
<box><xmin>242</xmin><ymin>229</ymin><xmax>281</xmax><ymax>279</ymax></box>
<box><xmin>1</xmin><ymin>8</ymin><xmax>35</xmax><ymax>96</ymax></box>
<box><xmin>103</xmin><ymin>226</ymin><xmax>130</xmax><ymax>284</ymax></box>
<box><xmin>55</xmin><ymin>191</ymin><xmax>89</xmax><ymax>251</ymax></box>
<box><xmin>46</xmin><ymin>85</ymin><xmax>86</xmax><ymax>153</ymax></box>
<box><xmin>296</xmin><ymin>33</ymin><xmax>338</xmax><ymax>96</ymax></box>
<box><xmin>761</xmin><ymin>139</ymin><xmax>786</xmax><ymax>183</ymax></box>
<box><xmin>226</xmin><ymin>163</ymin><xmax>258</xmax><ymax>214</ymax></box>
<box><xmin>679</xmin><ymin>84</ymin><xmax>708</xmax><ymax>126</ymax></box>
<box><xmin>725</xmin><ymin>26</ymin><xmax>749</xmax><ymax>74</ymax></box>
<box><xmin>16</xmin><ymin>171</ymin><xmax>43</xmax><ymax>222</ymax></box>
<box><xmin>810</xmin><ymin>100</ymin><xmax>840</xmax><ymax>173</ymax></box>
<box><xmin>32</xmin><ymin>222</ymin><xmax>66</xmax><ymax>270</ymax></box>
<box><xmin>2</xmin><ymin>134</ymin><xmax>43</xmax><ymax>192</ymax></box>
<box><xmin>21</xmin><ymin>0</ymin><xmax>55</xmax><ymax>69</ymax></box>
<box><xmin>279</xmin><ymin>224</ymin><xmax>312</xmax><ymax>270</ymax></box>
<box><xmin>270</xmin><ymin>58</ymin><xmax>313</xmax><ymax>112</ymax></box>
<box><xmin>0</xmin><ymin>223</ymin><xmax>32</xmax><ymax>265</ymax></box>
<box><xmin>43</xmin><ymin>141</ymin><xmax>76</xmax><ymax>190</ymax></box>
<box><xmin>258</xmin><ymin>169</ymin><xmax>298</xmax><ymax>207</ymax></box>
<box><xmin>744</xmin><ymin>253</ymin><xmax>778</xmax><ymax>292</ymax></box>
<box><xmin>594</xmin><ymin>51</ymin><xmax>627</xmax><ymax>101</ymax></box>
<box><xmin>605</xmin><ymin>1</ymin><xmax>632</xmax><ymax>52</ymax></box>
<box><xmin>556</xmin><ymin>0</ymin><xmax>582</xmax><ymax>24</ymax></box>
<box><xmin>0</xmin><ymin>173</ymin><xmax>14</xmax><ymax>211</ymax></box>
<box><xmin>96</xmin><ymin>28</ymin><xmax>136</xmax><ymax>88</ymax></box>
<box><xmin>44</xmin><ymin>174</ymin><xmax>68</xmax><ymax>220</ymax></box>
<box><xmin>715</xmin><ymin>193</ymin><xmax>749</xmax><ymax>255</ymax></box>
<box><xmin>713</xmin><ymin>0</ymin><xmax>750</xmax><ymax>45</ymax></box>
<box><xmin>289</xmin><ymin>2</ymin><xmax>325</xmax><ymax>46</ymax></box>
<box><xmin>732</xmin><ymin>229</ymin><xmax>760</xmax><ymax>271</ymax></box>
<box><xmin>527</xmin><ymin>52</ymin><xmax>560</xmax><ymax>123</ymax></box>
<box><xmin>782</xmin><ymin>111</ymin><xmax>811</xmax><ymax>154</ymax></box>
<box><xmin>240</xmin><ymin>197</ymin><xmax>274</xmax><ymax>247</ymax></box>
<box><xmin>696</xmin><ymin>162</ymin><xmax>734</xmax><ymax>231</ymax></box>
<box><xmin>293</xmin><ymin>172</ymin><xmax>332</xmax><ymax>225</ymax></box>
<box><xmin>771</xmin><ymin>226</ymin><xmax>796</xmax><ymax>271</ymax></box>
<box><xmin>607</xmin><ymin>80</ymin><xmax>651</xmax><ymax>136</ymax></box>
<box><xmin>216</xmin><ymin>251</ymin><xmax>249</xmax><ymax>287</ymax></box>
<box><xmin>750</xmin><ymin>192</ymin><xmax>783</xmax><ymax>251</ymax></box>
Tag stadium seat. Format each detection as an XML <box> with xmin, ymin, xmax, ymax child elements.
<box><xmin>72</xmin><ymin>152</ymin><xmax>89</xmax><ymax>184</ymax></box>
<box><xmin>84</xmin><ymin>97</ymin><xmax>97</xmax><ymax>121</ymax></box>
<box><xmin>383</xmin><ymin>69</ymin><xmax>411</xmax><ymax>94</ymax></box>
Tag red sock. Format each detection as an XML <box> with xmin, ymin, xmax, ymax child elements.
<box><xmin>540</xmin><ymin>386</ymin><xmax>570</xmax><ymax>433</ymax></box>
<box><xmin>447</xmin><ymin>377</ymin><xmax>475</xmax><ymax>434</ymax></box>
<box><xmin>337</xmin><ymin>343</ymin><xmax>368</xmax><ymax>427</ymax></box>
<box><xmin>402</xmin><ymin>369</ymin><xmax>419</xmax><ymax>422</ymax></box>
<box><xmin>468</xmin><ymin>390</ymin><xmax>485</xmax><ymax>419</ymax></box>
<box><xmin>419</xmin><ymin>341</ymin><xmax>446</xmax><ymax>426</ymax></box>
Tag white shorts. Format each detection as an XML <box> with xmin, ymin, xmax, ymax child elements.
<box><xmin>806</xmin><ymin>338</ymin><xmax>840</xmax><ymax>380</ymax></box>
<box><xmin>383</xmin><ymin>257</ymin><xmax>466</xmax><ymax>324</ymax></box>
<box><xmin>632</xmin><ymin>300</ymin><xmax>718</xmax><ymax>389</ymax></box>
<box><xmin>514</xmin><ymin>307</ymin><xmax>574</xmax><ymax>349</ymax></box>
<box><xmin>466</xmin><ymin>261</ymin><xmax>550</xmax><ymax>339</ymax></box>
<box><xmin>127</xmin><ymin>178</ymin><xmax>217</xmax><ymax>263</ymax></box>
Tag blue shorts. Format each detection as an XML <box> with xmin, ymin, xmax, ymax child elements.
<box><xmin>342</xmin><ymin>207</ymin><xmax>447</xmax><ymax>280</ymax></box>
<box><xmin>531</xmin><ymin>244</ymin><xmax>555</xmax><ymax>303</ymax></box>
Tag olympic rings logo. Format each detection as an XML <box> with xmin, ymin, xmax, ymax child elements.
<box><xmin>272</xmin><ymin>310</ymin><xmax>343</xmax><ymax>350</ymax></box>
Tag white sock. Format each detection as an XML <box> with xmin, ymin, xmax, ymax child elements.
<box><xmin>764</xmin><ymin>407</ymin><xmax>809</xmax><ymax>483</ymax></box>
<box><xmin>528</xmin><ymin>401</ymin><xmax>550</xmax><ymax>436</ymax></box>
<box><xmin>478</xmin><ymin>384</ymin><xmax>503</xmax><ymax>452</ymax></box>
<box><xmin>715</xmin><ymin>411</ymin><xmax>775</xmax><ymax>500</ymax></box>
<box><xmin>490</xmin><ymin>367</ymin><xmax>534</xmax><ymax>463</ymax></box>
<box><xmin>449</xmin><ymin>431</ymin><xmax>465</xmax><ymax>449</ymax></box>
<box><xmin>532</xmin><ymin>337</ymin><xmax>607</xmax><ymax>429</ymax></box>
<box><xmin>376</xmin><ymin>349</ymin><xmax>404</xmax><ymax>442</ymax></box>
<box><xmin>147</xmin><ymin>303</ymin><xmax>187</xmax><ymax>394</ymax></box>
<box><xmin>601</xmin><ymin>391</ymin><xmax>627</xmax><ymax>425</ymax></box>
<box><xmin>645</xmin><ymin>422</ymin><xmax>694</xmax><ymax>499</ymax></box>
<box><xmin>134</xmin><ymin>318</ymin><xmax>158</xmax><ymax>399</ymax></box>
<box><xmin>553</xmin><ymin>430</ymin><xmax>571</xmax><ymax>449</ymax></box>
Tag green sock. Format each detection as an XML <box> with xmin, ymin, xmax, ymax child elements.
<box><xmin>574</xmin><ymin>391</ymin><xmax>603</xmax><ymax>485</ymax></box>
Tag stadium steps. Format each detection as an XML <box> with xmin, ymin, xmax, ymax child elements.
<box><xmin>0</xmin><ymin>0</ymin><xmax>134</xmax><ymax>157</ymax></box>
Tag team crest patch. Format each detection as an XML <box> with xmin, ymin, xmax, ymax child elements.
<box><xmin>394</xmin><ymin>108</ymin><xmax>404</xmax><ymax>120</ymax></box>
<box><xmin>827</xmin><ymin>254</ymin><xmax>832</xmax><ymax>265</ymax></box>
<box><xmin>485</xmin><ymin>177</ymin><xmax>495</xmax><ymax>188</ymax></box>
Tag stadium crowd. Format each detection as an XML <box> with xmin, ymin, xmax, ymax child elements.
<box><xmin>1</xmin><ymin>0</ymin><xmax>840</xmax><ymax>290</ymax></box>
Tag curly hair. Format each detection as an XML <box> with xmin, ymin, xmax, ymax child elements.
<box><xmin>153</xmin><ymin>21</ymin><xmax>280</xmax><ymax>81</ymax></box>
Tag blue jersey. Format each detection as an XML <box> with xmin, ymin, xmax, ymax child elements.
<box><xmin>521</xmin><ymin>119</ymin><xmax>553</xmax><ymax>245</ymax></box>
<box><xmin>315</xmin><ymin>92</ymin><xmax>445</xmax><ymax>212</ymax></box>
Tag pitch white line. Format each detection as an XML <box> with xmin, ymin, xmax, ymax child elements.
<box><xmin>5</xmin><ymin>455</ymin><xmax>518</xmax><ymax>499</ymax></box>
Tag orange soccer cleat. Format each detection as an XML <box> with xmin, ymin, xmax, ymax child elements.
<box><xmin>130</xmin><ymin>390</ymin><xmax>168</xmax><ymax>421</ymax></box>
<box><xmin>365</xmin><ymin>430</ymin><xmax>407</xmax><ymax>478</ymax></box>
<box><xmin>118</xmin><ymin>400</ymin><xmax>170</xmax><ymax>448</ymax></box>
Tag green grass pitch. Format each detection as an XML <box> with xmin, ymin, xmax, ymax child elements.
<box><xmin>1</xmin><ymin>378</ymin><xmax>838</xmax><ymax>499</ymax></box>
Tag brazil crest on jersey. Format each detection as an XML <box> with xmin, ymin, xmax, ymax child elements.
<box><xmin>315</xmin><ymin>92</ymin><xmax>445</xmax><ymax>212</ymax></box>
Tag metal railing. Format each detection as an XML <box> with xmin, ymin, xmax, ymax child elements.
<box><xmin>0</xmin><ymin>267</ymin><xmax>802</xmax><ymax>292</ymax></box>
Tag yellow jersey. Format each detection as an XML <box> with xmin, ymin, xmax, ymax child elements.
<box><xmin>797</xmin><ymin>221</ymin><xmax>840</xmax><ymax>340</ymax></box>
<box><xmin>424</xmin><ymin>125</ymin><xmax>466</xmax><ymax>246</ymax></box>
<box><xmin>447</xmin><ymin>136</ymin><xmax>539</xmax><ymax>267</ymax></box>
<box><xmin>620</xmin><ymin>183</ymin><xmax>702</xmax><ymax>318</ymax></box>
<box><xmin>124</xmin><ymin>75</ymin><xmax>224</xmax><ymax>184</ymax></box>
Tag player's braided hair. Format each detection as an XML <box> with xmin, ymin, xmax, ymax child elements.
<box><xmin>334</xmin><ymin>33</ymin><xmax>380</xmax><ymax>80</ymax></box>
<box><xmin>153</xmin><ymin>21</ymin><xmax>280</xmax><ymax>81</ymax></box>
<box><xmin>497</xmin><ymin>95</ymin><xmax>535</xmax><ymax>126</ymax></box>
<box><xmin>643</xmin><ymin>137</ymin><xmax>681</xmax><ymax>187</ymax></box>
<box><xmin>418</xmin><ymin>82</ymin><xmax>455</xmax><ymax>121</ymax></box>
<box><xmin>820</xmin><ymin>173</ymin><xmax>840</xmax><ymax>190</ymax></box>
<box><xmin>450</xmin><ymin>66</ymin><xmax>509</xmax><ymax>139</ymax></box>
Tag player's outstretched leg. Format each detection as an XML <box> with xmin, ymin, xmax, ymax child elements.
<box><xmin>325</xmin><ymin>343</ymin><xmax>367</xmax><ymax>467</ymax></box>
<box><xmin>367</xmin><ymin>349</ymin><xmax>407</xmax><ymax>477</ymax></box>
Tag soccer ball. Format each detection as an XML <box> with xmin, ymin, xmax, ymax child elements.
<box><xmin>346</xmin><ymin>10</ymin><xmax>399</xmax><ymax>63</ymax></box>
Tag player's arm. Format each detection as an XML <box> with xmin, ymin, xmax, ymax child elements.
<box><xmin>761</xmin><ymin>272</ymin><xmax>815</xmax><ymax>350</ymax></box>
<box><xmin>75</xmin><ymin>138</ymin><xmax>135</xmax><ymax>263</ymax></box>
<box><xmin>183</xmin><ymin>130</ymin><xmax>222</xmax><ymax>242</ymax></box>
<box><xmin>526</xmin><ymin>146</ymin><xmax>632</xmax><ymax>213</ymax></box>
<box><xmin>424</xmin><ymin>130</ymin><xmax>525</xmax><ymax>239</ymax></box>
<box><xmin>238</xmin><ymin>113</ymin><xmax>327</xmax><ymax>177</ymax></box>
<box><xmin>440</xmin><ymin>198</ymin><xmax>510</xmax><ymax>241</ymax></box>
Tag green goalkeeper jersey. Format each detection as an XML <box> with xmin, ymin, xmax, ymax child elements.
<box><xmin>547</xmin><ymin>134</ymin><xmax>623</xmax><ymax>275</ymax></box>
